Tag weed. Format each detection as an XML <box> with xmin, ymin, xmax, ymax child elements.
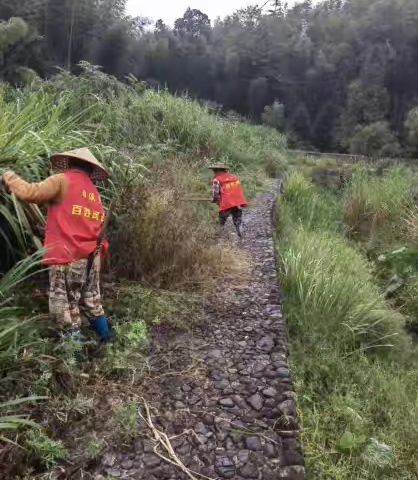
<box><xmin>25</xmin><ymin>429</ymin><xmax>67</xmax><ymax>467</ymax></box>
<box><xmin>0</xmin><ymin>396</ymin><xmax>46</xmax><ymax>445</ymax></box>
<box><xmin>86</xmin><ymin>432</ymin><xmax>105</xmax><ymax>459</ymax></box>
<box><xmin>112</xmin><ymin>399</ymin><xmax>143</xmax><ymax>440</ymax></box>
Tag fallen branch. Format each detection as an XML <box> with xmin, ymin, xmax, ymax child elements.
<box><xmin>139</xmin><ymin>400</ymin><xmax>215</xmax><ymax>480</ymax></box>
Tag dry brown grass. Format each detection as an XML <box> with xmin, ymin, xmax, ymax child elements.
<box><xmin>343</xmin><ymin>167</ymin><xmax>414</xmax><ymax>241</ymax></box>
<box><xmin>343</xmin><ymin>194</ymin><xmax>389</xmax><ymax>240</ymax></box>
<box><xmin>108</xmin><ymin>159</ymin><xmax>249</xmax><ymax>289</ymax></box>
<box><xmin>403</xmin><ymin>206</ymin><xmax>418</xmax><ymax>244</ymax></box>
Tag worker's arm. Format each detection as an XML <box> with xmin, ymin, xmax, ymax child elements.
<box><xmin>212</xmin><ymin>178</ymin><xmax>221</xmax><ymax>203</ymax></box>
<box><xmin>2</xmin><ymin>171</ymin><xmax>68</xmax><ymax>204</ymax></box>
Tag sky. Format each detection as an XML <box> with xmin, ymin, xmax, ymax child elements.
<box><xmin>126</xmin><ymin>0</ymin><xmax>297</xmax><ymax>27</ymax></box>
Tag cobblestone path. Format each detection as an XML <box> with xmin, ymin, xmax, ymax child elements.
<box><xmin>96</xmin><ymin>184</ymin><xmax>305</xmax><ymax>480</ymax></box>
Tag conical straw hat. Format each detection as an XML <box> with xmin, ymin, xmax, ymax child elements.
<box><xmin>207</xmin><ymin>162</ymin><xmax>231</xmax><ymax>170</ymax></box>
<box><xmin>50</xmin><ymin>147</ymin><xmax>109</xmax><ymax>181</ymax></box>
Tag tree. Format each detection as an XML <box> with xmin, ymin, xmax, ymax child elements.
<box><xmin>405</xmin><ymin>107</ymin><xmax>418</xmax><ymax>157</ymax></box>
<box><xmin>268</xmin><ymin>1</ymin><xmax>288</xmax><ymax>17</ymax></box>
<box><xmin>174</xmin><ymin>8</ymin><xmax>211</xmax><ymax>38</ymax></box>
<box><xmin>349</xmin><ymin>122</ymin><xmax>401</xmax><ymax>158</ymax></box>
<box><xmin>262</xmin><ymin>101</ymin><xmax>285</xmax><ymax>130</ymax></box>
<box><xmin>0</xmin><ymin>17</ymin><xmax>42</xmax><ymax>82</ymax></box>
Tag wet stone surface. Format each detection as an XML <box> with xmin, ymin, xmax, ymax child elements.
<box><xmin>95</xmin><ymin>183</ymin><xmax>305</xmax><ymax>479</ymax></box>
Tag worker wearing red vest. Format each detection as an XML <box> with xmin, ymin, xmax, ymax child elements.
<box><xmin>0</xmin><ymin>148</ymin><xmax>112</xmax><ymax>345</ymax></box>
<box><xmin>210</xmin><ymin>163</ymin><xmax>247</xmax><ymax>237</ymax></box>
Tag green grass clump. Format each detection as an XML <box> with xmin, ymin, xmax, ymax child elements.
<box><xmin>279</xmin><ymin>227</ymin><xmax>406</xmax><ymax>353</ymax></box>
<box><xmin>280</xmin><ymin>171</ymin><xmax>342</xmax><ymax>233</ymax></box>
<box><xmin>277</xmin><ymin>169</ymin><xmax>418</xmax><ymax>479</ymax></box>
<box><xmin>343</xmin><ymin>165</ymin><xmax>414</xmax><ymax>243</ymax></box>
<box><xmin>25</xmin><ymin>428</ymin><xmax>67</xmax><ymax>467</ymax></box>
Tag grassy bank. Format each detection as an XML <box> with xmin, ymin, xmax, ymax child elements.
<box><xmin>0</xmin><ymin>64</ymin><xmax>285</xmax><ymax>478</ymax></box>
<box><xmin>277</xmin><ymin>169</ymin><xmax>418</xmax><ymax>479</ymax></box>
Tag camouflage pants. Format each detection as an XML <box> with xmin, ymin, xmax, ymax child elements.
<box><xmin>49</xmin><ymin>256</ymin><xmax>104</xmax><ymax>330</ymax></box>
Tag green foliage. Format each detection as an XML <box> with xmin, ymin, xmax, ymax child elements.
<box><xmin>405</xmin><ymin>106</ymin><xmax>418</xmax><ymax>156</ymax></box>
<box><xmin>343</xmin><ymin>165</ymin><xmax>414</xmax><ymax>242</ymax></box>
<box><xmin>277</xmin><ymin>167</ymin><xmax>418</xmax><ymax>479</ymax></box>
<box><xmin>0</xmin><ymin>396</ymin><xmax>46</xmax><ymax>445</ymax></box>
<box><xmin>281</xmin><ymin>170</ymin><xmax>341</xmax><ymax>232</ymax></box>
<box><xmin>349</xmin><ymin>122</ymin><xmax>402</xmax><ymax>158</ymax></box>
<box><xmin>336</xmin><ymin>431</ymin><xmax>367</xmax><ymax>452</ymax></box>
<box><xmin>113</xmin><ymin>399</ymin><xmax>143</xmax><ymax>439</ymax></box>
<box><xmin>0</xmin><ymin>17</ymin><xmax>28</xmax><ymax>52</ymax></box>
<box><xmin>25</xmin><ymin>428</ymin><xmax>67</xmax><ymax>467</ymax></box>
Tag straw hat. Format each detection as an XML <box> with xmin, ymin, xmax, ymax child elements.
<box><xmin>207</xmin><ymin>162</ymin><xmax>231</xmax><ymax>170</ymax></box>
<box><xmin>50</xmin><ymin>147</ymin><xmax>109</xmax><ymax>181</ymax></box>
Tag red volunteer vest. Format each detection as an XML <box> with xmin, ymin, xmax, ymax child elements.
<box><xmin>43</xmin><ymin>170</ymin><xmax>108</xmax><ymax>264</ymax></box>
<box><xmin>215</xmin><ymin>171</ymin><xmax>247</xmax><ymax>211</ymax></box>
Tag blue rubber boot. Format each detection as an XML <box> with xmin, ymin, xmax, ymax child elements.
<box><xmin>88</xmin><ymin>314</ymin><xmax>114</xmax><ymax>343</ymax></box>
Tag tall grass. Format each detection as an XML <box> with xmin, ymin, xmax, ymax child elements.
<box><xmin>280</xmin><ymin>228</ymin><xmax>406</xmax><ymax>353</ymax></box>
<box><xmin>45</xmin><ymin>65</ymin><xmax>286</xmax><ymax>167</ymax></box>
<box><xmin>343</xmin><ymin>166</ymin><xmax>414</xmax><ymax>242</ymax></box>
<box><xmin>109</xmin><ymin>158</ymin><xmax>242</xmax><ymax>287</ymax></box>
<box><xmin>280</xmin><ymin>171</ymin><xmax>342</xmax><ymax>232</ymax></box>
<box><xmin>0</xmin><ymin>252</ymin><xmax>45</xmax><ymax>367</ymax></box>
<box><xmin>277</xmin><ymin>169</ymin><xmax>418</xmax><ymax>479</ymax></box>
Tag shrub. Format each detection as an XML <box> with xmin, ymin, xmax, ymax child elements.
<box><xmin>349</xmin><ymin>122</ymin><xmax>402</xmax><ymax>158</ymax></box>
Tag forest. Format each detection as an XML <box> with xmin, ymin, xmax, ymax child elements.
<box><xmin>1</xmin><ymin>0</ymin><xmax>418</xmax><ymax>157</ymax></box>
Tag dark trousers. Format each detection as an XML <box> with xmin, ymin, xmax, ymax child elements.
<box><xmin>219</xmin><ymin>207</ymin><xmax>243</xmax><ymax>236</ymax></box>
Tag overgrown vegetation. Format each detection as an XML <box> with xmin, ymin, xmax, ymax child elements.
<box><xmin>3</xmin><ymin>0</ymin><xmax>418</xmax><ymax>156</ymax></box>
<box><xmin>277</xmin><ymin>167</ymin><xmax>418</xmax><ymax>479</ymax></box>
<box><xmin>0</xmin><ymin>64</ymin><xmax>282</xmax><ymax>477</ymax></box>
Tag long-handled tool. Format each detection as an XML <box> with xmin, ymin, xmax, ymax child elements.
<box><xmin>178</xmin><ymin>196</ymin><xmax>213</xmax><ymax>202</ymax></box>
<box><xmin>86</xmin><ymin>198</ymin><xmax>115</xmax><ymax>279</ymax></box>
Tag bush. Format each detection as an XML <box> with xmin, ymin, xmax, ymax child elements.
<box><xmin>349</xmin><ymin>122</ymin><xmax>402</xmax><ymax>158</ymax></box>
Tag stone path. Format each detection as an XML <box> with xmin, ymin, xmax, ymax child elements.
<box><xmin>96</xmin><ymin>184</ymin><xmax>305</xmax><ymax>480</ymax></box>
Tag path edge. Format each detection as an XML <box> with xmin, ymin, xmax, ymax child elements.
<box><xmin>271</xmin><ymin>184</ymin><xmax>306</xmax><ymax>480</ymax></box>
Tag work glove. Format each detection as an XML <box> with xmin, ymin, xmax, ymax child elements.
<box><xmin>0</xmin><ymin>175</ymin><xmax>10</xmax><ymax>195</ymax></box>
